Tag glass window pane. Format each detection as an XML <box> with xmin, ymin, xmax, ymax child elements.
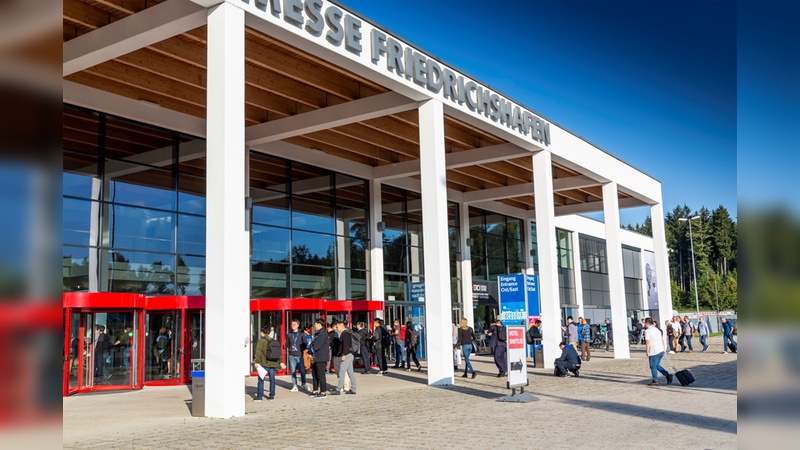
<box><xmin>292</xmin><ymin>196</ymin><xmax>334</xmax><ymax>233</ymax></box>
<box><xmin>251</xmin><ymin>262</ymin><xmax>288</xmax><ymax>298</ymax></box>
<box><xmin>250</xmin><ymin>153</ymin><xmax>288</xmax><ymax>191</ymax></box>
<box><xmin>63</xmin><ymin>245</ymin><xmax>91</xmax><ymax>292</ymax></box>
<box><xmin>345</xmin><ymin>269</ymin><xmax>368</xmax><ymax>300</ymax></box>
<box><xmin>104</xmin><ymin>115</ymin><xmax>173</xmax><ymax>160</ymax></box>
<box><xmin>63</xmin><ymin>152</ymin><xmax>99</xmax><ymax>199</ymax></box>
<box><xmin>335</xmin><ymin>174</ymin><xmax>366</xmax><ymax>209</ymax></box>
<box><xmin>105</xmin><ymin>250</ymin><xmax>174</xmax><ymax>295</ymax></box>
<box><xmin>252</xmin><ymin>225</ymin><xmax>290</xmax><ymax>262</ymax></box>
<box><xmin>292</xmin><ymin>265</ymin><xmax>333</xmax><ymax>299</ymax></box>
<box><xmin>471</xmin><ymin>257</ymin><xmax>487</xmax><ymax>280</ymax></box>
<box><xmin>178</xmin><ymin>173</ymin><xmax>206</xmax><ymax>215</ymax></box>
<box><xmin>292</xmin><ymin>230</ymin><xmax>334</xmax><ymax>266</ymax></box>
<box><xmin>336</xmin><ymin>206</ymin><xmax>367</xmax><ymax>238</ymax></box>
<box><xmin>507</xmin><ymin>238</ymin><xmax>522</xmax><ymax>262</ymax></box>
<box><xmin>488</xmin><ymin>258</ymin><xmax>506</xmax><ymax>278</ymax></box>
<box><xmin>340</xmin><ymin>237</ymin><xmax>367</xmax><ymax>270</ymax></box>
<box><xmin>407</xmin><ymin>214</ymin><xmax>423</xmax><ymax>247</ymax></box>
<box><xmin>64</xmin><ymin>106</ymin><xmax>100</xmax><ymax>156</ymax></box>
<box><xmin>409</xmin><ymin>246</ymin><xmax>424</xmax><ymax>275</ymax></box>
<box><xmin>178</xmin><ymin>214</ymin><xmax>205</xmax><ymax>256</ymax></box>
<box><xmin>486</xmin><ymin>214</ymin><xmax>504</xmax><ymax>236</ymax></box>
<box><xmin>506</xmin><ymin>218</ymin><xmax>522</xmax><ymax>240</ymax></box>
<box><xmin>176</xmin><ymin>255</ymin><xmax>205</xmax><ymax>295</ymax></box>
<box><xmin>108</xmin><ymin>205</ymin><xmax>175</xmax><ymax>253</ymax></box>
<box><xmin>106</xmin><ymin>162</ymin><xmax>175</xmax><ymax>210</ymax></box>
<box><xmin>448</xmin><ymin>228</ymin><xmax>460</xmax><ymax>253</ymax></box>
<box><xmin>63</xmin><ymin>197</ymin><xmax>95</xmax><ymax>246</ymax></box>
<box><xmin>486</xmin><ymin>234</ymin><xmax>505</xmax><ymax>259</ymax></box>
<box><xmin>383</xmin><ymin>242</ymin><xmax>407</xmax><ymax>274</ymax></box>
<box><xmin>251</xmin><ymin>188</ymin><xmax>290</xmax><ymax>228</ymax></box>
<box><xmin>384</xmin><ymin>274</ymin><xmax>407</xmax><ymax>301</ymax></box>
<box><xmin>178</xmin><ymin>138</ymin><xmax>205</xmax><ymax>176</ymax></box>
<box><xmin>382</xmin><ymin>214</ymin><xmax>405</xmax><ymax>245</ymax></box>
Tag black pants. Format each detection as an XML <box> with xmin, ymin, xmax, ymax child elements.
<box><xmin>312</xmin><ymin>361</ymin><xmax>327</xmax><ymax>392</ymax></box>
<box><xmin>555</xmin><ymin>359</ymin><xmax>578</xmax><ymax>376</ymax></box>
<box><xmin>493</xmin><ymin>345</ymin><xmax>507</xmax><ymax>373</ymax></box>
<box><xmin>360</xmin><ymin>345</ymin><xmax>371</xmax><ymax>373</ymax></box>
<box><xmin>374</xmin><ymin>346</ymin><xmax>387</xmax><ymax>371</ymax></box>
<box><xmin>406</xmin><ymin>345</ymin><xmax>420</xmax><ymax>369</ymax></box>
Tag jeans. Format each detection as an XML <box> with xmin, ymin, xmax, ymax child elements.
<box><xmin>394</xmin><ymin>341</ymin><xmax>406</xmax><ymax>367</ymax></box>
<box><xmin>648</xmin><ymin>352</ymin><xmax>669</xmax><ymax>382</ymax></box>
<box><xmin>555</xmin><ymin>359</ymin><xmax>578</xmax><ymax>376</ymax></box>
<box><xmin>724</xmin><ymin>334</ymin><xmax>737</xmax><ymax>351</ymax></box>
<box><xmin>683</xmin><ymin>335</ymin><xmax>693</xmax><ymax>351</ymax></box>
<box><xmin>257</xmin><ymin>367</ymin><xmax>276</xmax><ymax>399</ymax></box>
<box><xmin>699</xmin><ymin>335</ymin><xmax>708</xmax><ymax>351</ymax></box>
<box><xmin>336</xmin><ymin>353</ymin><xmax>356</xmax><ymax>393</ymax></box>
<box><xmin>679</xmin><ymin>335</ymin><xmax>686</xmax><ymax>351</ymax></box>
<box><xmin>123</xmin><ymin>347</ymin><xmax>130</xmax><ymax>371</ymax></box>
<box><xmin>288</xmin><ymin>355</ymin><xmax>306</xmax><ymax>387</ymax></box>
<box><xmin>462</xmin><ymin>344</ymin><xmax>474</xmax><ymax>374</ymax></box>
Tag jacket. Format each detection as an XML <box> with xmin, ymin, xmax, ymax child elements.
<box><xmin>286</xmin><ymin>330</ymin><xmax>306</xmax><ymax>356</ymax></box>
<box><xmin>527</xmin><ymin>326</ymin><xmax>542</xmax><ymax>342</ymax></box>
<box><xmin>358</xmin><ymin>327</ymin><xmax>370</xmax><ymax>349</ymax></box>
<box><xmin>556</xmin><ymin>344</ymin><xmax>581</xmax><ymax>366</ymax></box>
<box><xmin>255</xmin><ymin>336</ymin><xmax>281</xmax><ymax>369</ymax></box>
<box><xmin>338</xmin><ymin>329</ymin><xmax>353</xmax><ymax>357</ymax></box>
<box><xmin>697</xmin><ymin>321</ymin><xmax>710</xmax><ymax>336</ymax></box>
<box><xmin>372</xmin><ymin>326</ymin><xmax>383</xmax><ymax>348</ymax></box>
<box><xmin>311</xmin><ymin>329</ymin><xmax>330</xmax><ymax>363</ymax></box>
<box><xmin>722</xmin><ymin>321</ymin><xmax>734</xmax><ymax>336</ymax></box>
<box><xmin>456</xmin><ymin>326</ymin><xmax>475</xmax><ymax>347</ymax></box>
<box><xmin>567</xmin><ymin>322</ymin><xmax>578</xmax><ymax>342</ymax></box>
<box><xmin>683</xmin><ymin>321</ymin><xmax>693</xmax><ymax>336</ymax></box>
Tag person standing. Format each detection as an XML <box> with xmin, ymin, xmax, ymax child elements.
<box><xmin>722</xmin><ymin>318</ymin><xmax>737</xmax><ymax>354</ymax></box>
<box><xmin>604</xmin><ymin>318</ymin><xmax>613</xmax><ymax>352</ymax></box>
<box><xmin>644</xmin><ymin>317</ymin><xmax>672</xmax><ymax>386</ymax></box>
<box><xmin>114</xmin><ymin>326</ymin><xmax>133</xmax><ymax>373</ymax></box>
<box><xmin>404</xmin><ymin>321</ymin><xmax>421</xmax><ymax>372</ymax></box>
<box><xmin>681</xmin><ymin>316</ymin><xmax>694</xmax><ymax>352</ymax></box>
<box><xmin>356</xmin><ymin>322</ymin><xmax>371</xmax><ymax>374</ymax></box>
<box><xmin>566</xmin><ymin>316</ymin><xmax>578</xmax><ymax>349</ymax></box>
<box><xmin>665</xmin><ymin>320</ymin><xmax>676</xmax><ymax>353</ymax></box>
<box><xmin>456</xmin><ymin>318</ymin><xmax>477</xmax><ymax>378</ymax></box>
<box><xmin>253</xmin><ymin>326</ymin><xmax>286</xmax><ymax>402</ymax></box>
<box><xmin>327</xmin><ymin>323</ymin><xmax>338</xmax><ymax>374</ymax></box>
<box><xmin>331</xmin><ymin>321</ymin><xmax>357</xmax><ymax>395</ymax></box>
<box><xmin>310</xmin><ymin>319</ymin><xmax>329</xmax><ymax>399</ymax></box>
<box><xmin>392</xmin><ymin>319</ymin><xmax>406</xmax><ymax>369</ymax></box>
<box><xmin>286</xmin><ymin>319</ymin><xmax>308</xmax><ymax>392</ymax></box>
<box><xmin>493</xmin><ymin>318</ymin><xmax>507</xmax><ymax>377</ymax></box>
<box><xmin>697</xmin><ymin>317</ymin><xmax>710</xmax><ymax>352</ymax></box>
<box><xmin>372</xmin><ymin>318</ymin><xmax>387</xmax><ymax>375</ymax></box>
<box><xmin>452</xmin><ymin>323</ymin><xmax>461</xmax><ymax>370</ymax></box>
<box><xmin>671</xmin><ymin>316</ymin><xmax>682</xmax><ymax>353</ymax></box>
<box><xmin>579</xmin><ymin>318</ymin><xmax>592</xmax><ymax>361</ymax></box>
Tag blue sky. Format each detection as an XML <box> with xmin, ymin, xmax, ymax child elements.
<box><xmin>340</xmin><ymin>0</ymin><xmax>737</xmax><ymax>226</ymax></box>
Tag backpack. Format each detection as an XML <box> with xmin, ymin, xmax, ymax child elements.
<box><xmin>409</xmin><ymin>329</ymin><xmax>419</xmax><ymax>347</ymax></box>
<box><xmin>497</xmin><ymin>326</ymin><xmax>507</xmax><ymax>342</ymax></box>
<box><xmin>156</xmin><ymin>335</ymin><xmax>167</xmax><ymax>351</ymax></box>
<box><xmin>381</xmin><ymin>326</ymin><xmax>392</xmax><ymax>347</ymax></box>
<box><xmin>347</xmin><ymin>329</ymin><xmax>361</xmax><ymax>355</ymax></box>
<box><xmin>266</xmin><ymin>338</ymin><xmax>281</xmax><ymax>361</ymax></box>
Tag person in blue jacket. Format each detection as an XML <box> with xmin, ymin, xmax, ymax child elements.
<box><xmin>722</xmin><ymin>318</ymin><xmax>737</xmax><ymax>354</ymax></box>
<box><xmin>554</xmin><ymin>342</ymin><xmax>582</xmax><ymax>377</ymax></box>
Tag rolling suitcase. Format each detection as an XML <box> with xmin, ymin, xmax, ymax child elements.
<box><xmin>664</xmin><ymin>354</ymin><xmax>695</xmax><ymax>386</ymax></box>
<box><xmin>727</xmin><ymin>342</ymin><xmax>737</xmax><ymax>353</ymax></box>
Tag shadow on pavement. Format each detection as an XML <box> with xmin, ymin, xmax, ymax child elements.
<box><xmin>535</xmin><ymin>392</ymin><xmax>737</xmax><ymax>434</ymax></box>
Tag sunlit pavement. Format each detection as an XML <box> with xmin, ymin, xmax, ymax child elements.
<box><xmin>64</xmin><ymin>336</ymin><xmax>736</xmax><ymax>449</ymax></box>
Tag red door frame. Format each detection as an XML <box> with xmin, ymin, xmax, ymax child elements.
<box><xmin>143</xmin><ymin>296</ymin><xmax>205</xmax><ymax>386</ymax></box>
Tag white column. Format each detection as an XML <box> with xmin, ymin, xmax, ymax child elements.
<box><xmin>603</xmin><ymin>182</ymin><xmax>630</xmax><ymax>359</ymax></box>
<box><xmin>650</xmin><ymin>201</ymin><xmax>672</xmax><ymax>325</ymax></box>
<box><xmin>204</xmin><ymin>2</ymin><xmax>248</xmax><ymax>419</ymax></box>
<box><xmin>418</xmin><ymin>99</ymin><xmax>454</xmax><ymax>385</ymax></box>
<box><xmin>571</xmin><ymin>230</ymin><xmax>586</xmax><ymax>319</ymax></box>
<box><xmin>532</xmin><ymin>151</ymin><xmax>560</xmax><ymax>369</ymax></box>
<box><xmin>459</xmin><ymin>202</ymin><xmax>474</xmax><ymax>327</ymax></box>
<box><xmin>369</xmin><ymin>179</ymin><xmax>384</xmax><ymax>317</ymax></box>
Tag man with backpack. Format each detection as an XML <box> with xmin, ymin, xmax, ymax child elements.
<box><xmin>493</xmin><ymin>318</ymin><xmax>507</xmax><ymax>377</ymax></box>
<box><xmin>253</xmin><ymin>326</ymin><xmax>285</xmax><ymax>402</ymax></box>
<box><xmin>404</xmin><ymin>321</ymin><xmax>421</xmax><ymax>371</ymax></box>
<box><xmin>372</xmin><ymin>318</ymin><xmax>388</xmax><ymax>375</ymax></box>
<box><xmin>331</xmin><ymin>321</ymin><xmax>357</xmax><ymax>395</ymax></box>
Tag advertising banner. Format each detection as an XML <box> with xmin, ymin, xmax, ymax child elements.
<box><xmin>526</xmin><ymin>274</ymin><xmax>539</xmax><ymax>317</ymax></box>
<box><xmin>643</xmin><ymin>251</ymin><xmax>658</xmax><ymax>310</ymax></box>
<box><xmin>506</xmin><ymin>325</ymin><xmax>527</xmax><ymax>388</ymax></box>
<box><xmin>498</xmin><ymin>274</ymin><xmax>526</xmax><ymax>323</ymax></box>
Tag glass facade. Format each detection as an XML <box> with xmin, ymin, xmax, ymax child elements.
<box><xmin>63</xmin><ymin>106</ymin><xmax>206</xmax><ymax>295</ymax></box>
<box><xmin>622</xmin><ymin>246</ymin><xmax>644</xmax><ymax>310</ymax></box>
<box><xmin>556</xmin><ymin>229</ymin><xmax>577</xmax><ymax>306</ymax></box>
<box><xmin>249</xmin><ymin>153</ymin><xmax>370</xmax><ymax>300</ymax></box>
<box><xmin>380</xmin><ymin>186</ymin><xmax>424</xmax><ymax>302</ymax></box>
<box><xmin>579</xmin><ymin>235</ymin><xmax>610</xmax><ymax>307</ymax></box>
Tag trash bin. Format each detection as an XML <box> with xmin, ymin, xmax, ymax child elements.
<box><xmin>191</xmin><ymin>371</ymin><xmax>205</xmax><ymax>417</ymax></box>
<box><xmin>533</xmin><ymin>345</ymin><xmax>544</xmax><ymax>368</ymax></box>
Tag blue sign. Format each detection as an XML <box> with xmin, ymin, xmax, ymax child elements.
<box><xmin>526</xmin><ymin>274</ymin><xmax>540</xmax><ymax>317</ymax></box>
<box><xmin>498</xmin><ymin>274</ymin><xmax>527</xmax><ymax>321</ymax></box>
<box><xmin>409</xmin><ymin>282</ymin><xmax>425</xmax><ymax>302</ymax></box>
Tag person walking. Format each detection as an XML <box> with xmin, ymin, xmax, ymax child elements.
<box><xmin>456</xmin><ymin>318</ymin><xmax>477</xmax><ymax>378</ymax></box>
<box><xmin>286</xmin><ymin>319</ymin><xmax>309</xmax><ymax>392</ymax></box>
<box><xmin>697</xmin><ymin>316</ymin><xmax>710</xmax><ymax>352</ymax></box>
<box><xmin>681</xmin><ymin>316</ymin><xmax>694</xmax><ymax>352</ymax></box>
<box><xmin>722</xmin><ymin>317</ymin><xmax>737</xmax><ymax>354</ymax></box>
<box><xmin>253</xmin><ymin>326</ymin><xmax>286</xmax><ymax>402</ymax></box>
<box><xmin>452</xmin><ymin>323</ymin><xmax>461</xmax><ymax>370</ymax></box>
<box><xmin>644</xmin><ymin>317</ymin><xmax>672</xmax><ymax>386</ymax></box>
<box><xmin>579</xmin><ymin>318</ymin><xmax>592</xmax><ymax>361</ymax></box>
<box><xmin>493</xmin><ymin>318</ymin><xmax>507</xmax><ymax>377</ymax></box>
<box><xmin>356</xmin><ymin>322</ymin><xmax>371</xmax><ymax>374</ymax></box>
<box><xmin>310</xmin><ymin>319</ymin><xmax>329</xmax><ymax>399</ymax></box>
<box><xmin>404</xmin><ymin>321</ymin><xmax>421</xmax><ymax>372</ymax></box>
<box><xmin>604</xmin><ymin>318</ymin><xmax>613</xmax><ymax>352</ymax></box>
<box><xmin>331</xmin><ymin>321</ymin><xmax>357</xmax><ymax>395</ymax></box>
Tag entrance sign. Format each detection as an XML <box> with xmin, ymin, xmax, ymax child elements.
<box><xmin>498</xmin><ymin>274</ymin><xmax>526</xmax><ymax>322</ymax></box>
<box><xmin>526</xmin><ymin>274</ymin><xmax>539</xmax><ymax>318</ymax></box>
<box><xmin>505</xmin><ymin>325</ymin><xmax>527</xmax><ymax>389</ymax></box>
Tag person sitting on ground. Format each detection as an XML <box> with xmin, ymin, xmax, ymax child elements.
<box><xmin>554</xmin><ymin>342</ymin><xmax>581</xmax><ymax>377</ymax></box>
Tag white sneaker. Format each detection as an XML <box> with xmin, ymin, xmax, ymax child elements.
<box><xmin>668</xmin><ymin>351</ymin><xmax>675</xmax><ymax>354</ymax></box>
<box><xmin>723</xmin><ymin>351</ymin><xmax>728</xmax><ymax>354</ymax></box>
<box><xmin>290</xmin><ymin>386</ymin><xmax>298</xmax><ymax>392</ymax></box>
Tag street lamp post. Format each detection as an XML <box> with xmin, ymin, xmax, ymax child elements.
<box><xmin>679</xmin><ymin>215</ymin><xmax>701</xmax><ymax>318</ymax></box>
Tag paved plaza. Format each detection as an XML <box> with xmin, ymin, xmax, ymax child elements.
<box><xmin>64</xmin><ymin>336</ymin><xmax>737</xmax><ymax>449</ymax></box>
